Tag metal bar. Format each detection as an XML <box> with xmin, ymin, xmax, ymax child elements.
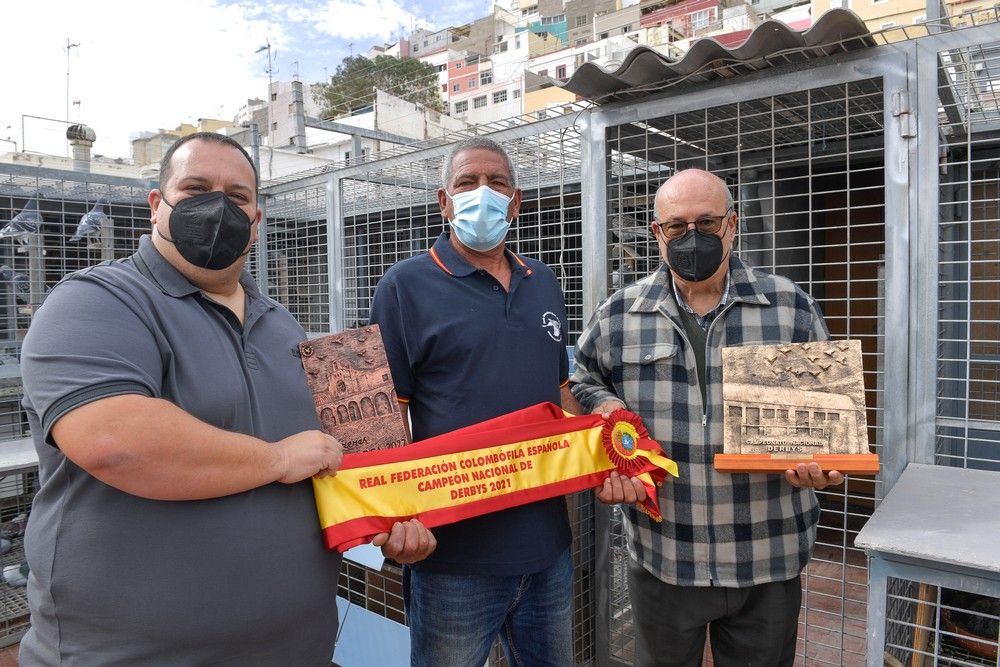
<box><xmin>880</xmin><ymin>49</ymin><xmax>916</xmax><ymax>494</ymax></box>
<box><xmin>255</xmin><ymin>197</ymin><xmax>269</xmax><ymax>296</ymax></box>
<box><xmin>327</xmin><ymin>174</ymin><xmax>345</xmax><ymax>333</ymax></box>
<box><xmin>264</xmin><ymin>113</ymin><xmax>580</xmax><ymax>196</ymax></box>
<box><xmin>580</xmin><ymin>109</ymin><xmax>608</xmax><ymax>321</ymax></box>
<box><xmin>867</xmin><ymin>555</ymin><xmax>890</xmax><ymax>667</ymax></box>
<box><xmin>0</xmin><ymin>163</ymin><xmax>149</xmax><ymax>189</ymax></box>
<box><xmin>911</xmin><ymin>21</ymin><xmax>1000</xmax><ymax>51</ymax></box>
<box><xmin>579</xmin><ymin>106</ymin><xmax>612</xmax><ymax>665</ymax></box>
<box><xmin>305</xmin><ymin>116</ymin><xmax>414</xmax><ymax>146</ymax></box>
<box><xmin>910</xmin><ymin>39</ymin><xmax>943</xmax><ymax>472</ymax></box>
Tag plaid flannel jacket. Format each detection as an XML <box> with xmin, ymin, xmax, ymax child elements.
<box><xmin>571</xmin><ymin>257</ymin><xmax>829</xmax><ymax>587</ymax></box>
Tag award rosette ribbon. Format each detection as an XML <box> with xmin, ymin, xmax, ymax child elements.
<box><xmin>313</xmin><ymin>402</ymin><xmax>679</xmax><ymax>552</ymax></box>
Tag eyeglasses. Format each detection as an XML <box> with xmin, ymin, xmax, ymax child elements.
<box><xmin>656</xmin><ymin>208</ymin><xmax>733</xmax><ymax>239</ymax></box>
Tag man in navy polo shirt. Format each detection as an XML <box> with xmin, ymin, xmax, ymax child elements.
<box><xmin>369</xmin><ymin>137</ymin><xmax>581</xmax><ymax>666</ymax></box>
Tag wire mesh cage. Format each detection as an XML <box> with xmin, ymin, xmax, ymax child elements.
<box><xmin>885</xmin><ymin>578</ymin><xmax>1000</xmax><ymax>666</ymax></box>
<box><xmin>936</xmin><ymin>36</ymin><xmax>1000</xmax><ymax>472</ymax></box>
<box><xmin>0</xmin><ymin>166</ymin><xmax>154</xmax><ymax>647</ymax></box>
<box><xmin>0</xmin><ymin>467</ymin><xmax>35</xmax><ymax>647</ymax></box>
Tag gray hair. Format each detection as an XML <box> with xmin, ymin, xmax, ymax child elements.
<box><xmin>440</xmin><ymin>137</ymin><xmax>517</xmax><ymax>190</ymax></box>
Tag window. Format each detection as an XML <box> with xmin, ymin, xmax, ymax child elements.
<box><xmin>541</xmin><ymin>14</ymin><xmax>565</xmax><ymax>25</ymax></box>
<box><xmin>690</xmin><ymin>9</ymin><xmax>711</xmax><ymax>31</ymax></box>
<box><xmin>556</xmin><ymin>65</ymin><xmax>567</xmax><ymax>79</ymax></box>
<box><xmin>493</xmin><ymin>90</ymin><xmax>507</xmax><ymax>104</ymax></box>
<box><xmin>622</xmin><ymin>24</ymin><xmax>632</xmax><ymax>32</ymax></box>
<box><xmin>575</xmin><ymin>53</ymin><xmax>585</xmax><ymax>66</ymax></box>
<box><xmin>438</xmin><ymin>64</ymin><xmax>447</xmax><ymax>72</ymax></box>
<box><xmin>453</xmin><ymin>83</ymin><xmax>461</xmax><ymax>92</ymax></box>
<box><xmin>515</xmin><ymin>37</ymin><xmax>521</xmax><ymax>48</ymax></box>
<box><xmin>575</xmin><ymin>15</ymin><xmax>588</xmax><ymax>27</ymax></box>
<box><xmin>468</xmin><ymin>79</ymin><xmax>476</xmax><ymax>89</ymax></box>
<box><xmin>599</xmin><ymin>32</ymin><xmax>609</xmax><ymax>39</ymax></box>
<box><xmin>454</xmin><ymin>100</ymin><xmax>468</xmax><ymax>113</ymax></box>
<box><xmin>423</xmin><ymin>40</ymin><xmax>428</xmax><ymax>46</ymax></box>
<box><xmin>456</xmin><ymin>62</ymin><xmax>463</xmax><ymax>69</ymax></box>
<box><xmin>413</xmin><ymin>44</ymin><xmax>419</xmax><ymax>52</ymax></box>
<box><xmin>442</xmin><ymin>84</ymin><xmax>447</xmax><ymax>92</ymax></box>
<box><xmin>271</xmin><ymin>121</ymin><xmax>278</xmax><ymax>130</ymax></box>
<box><xmin>270</xmin><ymin>93</ymin><xmax>278</xmax><ymax>101</ymax></box>
<box><xmin>538</xmin><ymin>69</ymin><xmax>548</xmax><ymax>77</ymax></box>
<box><xmin>512</xmin><ymin>89</ymin><xmax>520</xmax><ymax>99</ymax></box>
<box><xmin>495</xmin><ymin>42</ymin><xmax>509</xmax><ymax>53</ymax></box>
<box><xmin>480</xmin><ymin>70</ymin><xmax>493</xmax><ymax>85</ymax></box>
<box><xmin>574</xmin><ymin>38</ymin><xmax>587</xmax><ymax>46</ymax></box>
<box><xmin>473</xmin><ymin>95</ymin><xmax>488</xmax><ymax>109</ymax></box>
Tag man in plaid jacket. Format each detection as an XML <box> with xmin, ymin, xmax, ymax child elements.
<box><xmin>571</xmin><ymin>169</ymin><xmax>844</xmax><ymax>666</ymax></box>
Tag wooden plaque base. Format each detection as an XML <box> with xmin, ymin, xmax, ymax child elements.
<box><xmin>713</xmin><ymin>453</ymin><xmax>880</xmax><ymax>475</ymax></box>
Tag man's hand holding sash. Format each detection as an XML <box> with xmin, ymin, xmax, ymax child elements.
<box><xmin>313</xmin><ymin>402</ymin><xmax>679</xmax><ymax>552</ymax></box>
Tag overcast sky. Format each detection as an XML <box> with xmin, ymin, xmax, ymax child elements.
<box><xmin>1</xmin><ymin>0</ymin><xmax>492</xmax><ymax>160</ymax></box>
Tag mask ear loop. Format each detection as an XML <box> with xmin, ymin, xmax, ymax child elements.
<box><xmin>154</xmin><ymin>192</ymin><xmax>178</xmax><ymax>245</ymax></box>
<box><xmin>718</xmin><ymin>210</ymin><xmax>736</xmax><ymax>267</ymax></box>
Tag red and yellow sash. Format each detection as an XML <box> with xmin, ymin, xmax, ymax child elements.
<box><xmin>313</xmin><ymin>402</ymin><xmax>678</xmax><ymax>552</ymax></box>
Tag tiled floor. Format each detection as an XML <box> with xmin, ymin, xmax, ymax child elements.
<box><xmin>0</xmin><ymin>643</ymin><xmax>17</xmax><ymax>666</ymax></box>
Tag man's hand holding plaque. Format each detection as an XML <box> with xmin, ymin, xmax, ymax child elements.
<box><xmin>713</xmin><ymin>340</ymin><xmax>879</xmax><ymax>475</ymax></box>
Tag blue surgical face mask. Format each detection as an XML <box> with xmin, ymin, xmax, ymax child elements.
<box><xmin>446</xmin><ymin>185</ymin><xmax>513</xmax><ymax>252</ymax></box>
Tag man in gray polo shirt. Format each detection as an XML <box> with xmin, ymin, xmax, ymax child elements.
<box><xmin>19</xmin><ymin>132</ymin><xmax>344</xmax><ymax>665</ymax></box>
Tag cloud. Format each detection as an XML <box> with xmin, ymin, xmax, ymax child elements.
<box><xmin>309</xmin><ymin>0</ymin><xmax>432</xmax><ymax>40</ymax></box>
<box><xmin>0</xmin><ymin>0</ymin><xmax>285</xmax><ymax>159</ymax></box>
<box><xmin>0</xmin><ymin>0</ymin><xmax>494</xmax><ymax>161</ymax></box>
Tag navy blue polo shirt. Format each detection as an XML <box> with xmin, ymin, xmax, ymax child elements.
<box><xmin>370</xmin><ymin>231</ymin><xmax>572</xmax><ymax>575</ymax></box>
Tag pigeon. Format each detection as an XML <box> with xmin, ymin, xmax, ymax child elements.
<box><xmin>0</xmin><ymin>197</ymin><xmax>43</xmax><ymax>243</ymax></box>
<box><xmin>0</xmin><ymin>264</ymin><xmax>29</xmax><ymax>302</ymax></box>
<box><xmin>2</xmin><ymin>561</ymin><xmax>28</xmax><ymax>587</ymax></box>
<box><xmin>70</xmin><ymin>197</ymin><xmax>109</xmax><ymax>243</ymax></box>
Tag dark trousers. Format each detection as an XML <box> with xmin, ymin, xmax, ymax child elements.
<box><xmin>627</xmin><ymin>560</ymin><xmax>801</xmax><ymax>667</ymax></box>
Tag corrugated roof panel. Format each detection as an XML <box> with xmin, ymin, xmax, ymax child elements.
<box><xmin>559</xmin><ymin>8</ymin><xmax>875</xmax><ymax>104</ymax></box>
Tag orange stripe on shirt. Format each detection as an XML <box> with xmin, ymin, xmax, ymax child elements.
<box><xmin>510</xmin><ymin>252</ymin><xmax>534</xmax><ymax>276</ymax></box>
<box><xmin>428</xmin><ymin>247</ymin><xmax>453</xmax><ymax>276</ymax></box>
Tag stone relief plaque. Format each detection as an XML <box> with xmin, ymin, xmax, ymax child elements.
<box><xmin>714</xmin><ymin>340</ymin><xmax>879</xmax><ymax>474</ymax></box>
<box><xmin>299</xmin><ymin>325</ymin><xmax>409</xmax><ymax>454</ymax></box>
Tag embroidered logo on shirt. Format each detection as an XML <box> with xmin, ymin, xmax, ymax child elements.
<box><xmin>541</xmin><ymin>311</ymin><xmax>562</xmax><ymax>342</ymax></box>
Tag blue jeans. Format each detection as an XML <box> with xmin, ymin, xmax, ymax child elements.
<box><xmin>405</xmin><ymin>548</ymin><xmax>574</xmax><ymax>667</ymax></box>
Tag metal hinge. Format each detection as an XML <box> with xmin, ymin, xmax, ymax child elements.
<box><xmin>892</xmin><ymin>91</ymin><xmax>917</xmax><ymax>138</ymax></box>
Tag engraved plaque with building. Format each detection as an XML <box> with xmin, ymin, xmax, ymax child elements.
<box><xmin>299</xmin><ymin>325</ymin><xmax>409</xmax><ymax>454</ymax></box>
<box><xmin>721</xmin><ymin>340</ymin><xmax>870</xmax><ymax>458</ymax></box>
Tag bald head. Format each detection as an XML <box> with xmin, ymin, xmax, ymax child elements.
<box><xmin>654</xmin><ymin>169</ymin><xmax>733</xmax><ymax>223</ymax></box>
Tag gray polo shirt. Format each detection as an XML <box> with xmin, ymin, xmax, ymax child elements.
<box><xmin>19</xmin><ymin>236</ymin><xmax>341</xmax><ymax>666</ymax></box>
